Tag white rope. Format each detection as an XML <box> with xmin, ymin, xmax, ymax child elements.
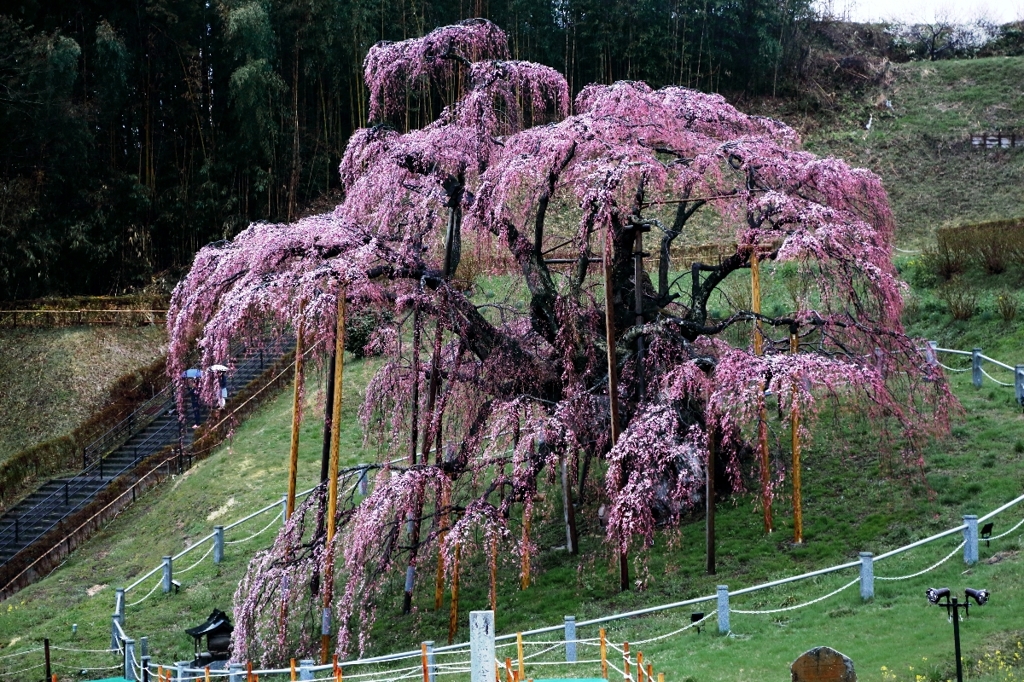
<box><xmin>988</xmin><ymin>516</ymin><xmax>1024</xmax><ymax>540</ymax></box>
<box><xmin>938</xmin><ymin>362</ymin><xmax>970</xmax><ymax>373</ymax></box>
<box><xmin>877</xmin><ymin>541</ymin><xmax>966</xmax><ymax>581</ymax></box>
<box><xmin>893</xmin><ymin>247</ymin><xmax>920</xmax><ymax>254</ymax></box>
<box><xmin>731</xmin><ymin>578</ymin><xmax>858</xmax><ymax>614</ymax></box>
<box><xmin>0</xmin><ymin>662</ymin><xmax>43</xmax><ymax>677</ymax></box>
<box><xmin>0</xmin><ymin>648</ymin><xmax>41</xmax><ymax>660</ymax></box>
<box><xmin>55</xmin><ymin>662</ymin><xmax>124</xmax><ymax>672</ymax></box>
<box><xmin>981</xmin><ymin>366</ymin><xmax>1013</xmax><ymax>387</ymax></box>
<box><xmin>630</xmin><ymin>610</ymin><xmax>717</xmax><ymax>645</ymax></box>
<box><xmin>51</xmin><ymin>645</ymin><xmax>117</xmax><ymax>653</ymax></box>
<box><xmin>523</xmin><ymin>643</ymin><xmax>563</xmax><ymax>660</ymax></box>
<box><xmin>522</xmin><ymin>659</ymin><xmax>603</xmax><ymax>666</ymax></box>
<box><xmin>226</xmin><ymin>512</ymin><xmax>282</xmax><ymax>544</ymax></box>
<box><xmin>606</xmin><ymin>643</ymin><xmax>624</xmax><ymax>654</ymax></box>
<box><xmin>176</xmin><ymin>542</ymin><xmax>215</xmax><ymax>574</ymax></box>
<box><xmin>127</xmin><ymin>576</ymin><xmax>163</xmax><ymax>607</ymax></box>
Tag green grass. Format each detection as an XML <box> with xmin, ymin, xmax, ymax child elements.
<box><xmin>0</xmin><ymin>325</ymin><xmax>166</xmax><ymax>464</ymax></box>
<box><xmin>801</xmin><ymin>56</ymin><xmax>1024</xmax><ymax>248</ymax></box>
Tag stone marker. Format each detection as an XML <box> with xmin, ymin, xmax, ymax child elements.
<box><xmin>791</xmin><ymin>646</ymin><xmax>856</xmax><ymax>682</ymax></box>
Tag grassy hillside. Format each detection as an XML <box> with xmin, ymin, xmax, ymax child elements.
<box><xmin>0</xmin><ymin>325</ymin><xmax>166</xmax><ymax>464</ymax></box>
<box><xmin>1</xmin><ymin>295</ymin><xmax>1023</xmax><ymax>682</ymax></box>
<box><xmin>800</xmin><ymin>55</ymin><xmax>1024</xmax><ymax>248</ymax></box>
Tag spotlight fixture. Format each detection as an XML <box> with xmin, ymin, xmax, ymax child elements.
<box><xmin>925</xmin><ymin>587</ymin><xmax>990</xmax><ymax>682</ymax></box>
<box><xmin>926</xmin><ymin>587</ymin><xmax>950</xmax><ymax>605</ymax></box>
<box><xmin>690</xmin><ymin>612</ymin><xmax>705</xmax><ymax>634</ymax></box>
<box><xmin>965</xmin><ymin>588</ymin><xmax>989</xmax><ymax>606</ymax></box>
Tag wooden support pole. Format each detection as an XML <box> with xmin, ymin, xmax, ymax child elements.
<box><xmin>490</xmin><ymin>534</ymin><xmax>499</xmax><ymax>611</ymax></box>
<box><xmin>323</xmin><ymin>286</ymin><xmax>346</xmax><ymax>664</ymax></box>
<box><xmin>599</xmin><ymin>629</ymin><xmax>608</xmax><ymax>680</ymax></box>
<box><xmin>603</xmin><ymin>226</ymin><xmax>628</xmax><ymax>592</ymax></box>
<box><xmin>791</xmin><ymin>326</ymin><xmax>802</xmax><ymax>545</ymax></box>
<box><xmin>751</xmin><ymin>252</ymin><xmax>772</xmax><ymax>533</ymax></box>
<box><xmin>505</xmin><ymin>657</ymin><xmax>514</xmax><ymax>682</ymax></box>
<box><xmin>647</xmin><ymin>663</ymin><xmax>653</xmax><ymax>682</ymax></box>
<box><xmin>291</xmin><ymin>658</ymin><xmax>297</xmax><ymax>681</ymax></box>
<box><xmin>205</xmin><ymin>665</ymin><xmax>212</xmax><ymax>682</ymax></box>
<box><xmin>516</xmin><ymin>632</ymin><xmax>525</xmax><ymax>681</ymax></box>
<box><xmin>421</xmin><ymin>644</ymin><xmax>431</xmax><ymax>682</ymax></box>
<box><xmin>435</xmin><ymin>482</ymin><xmax>450</xmax><ymax>610</ymax></box>
<box><xmin>637</xmin><ymin>652</ymin><xmax>645</xmax><ymax>682</ymax></box>
<box><xmin>286</xmin><ymin>301</ymin><xmax>305</xmax><ymax>519</ymax></box>
<box><xmin>447</xmin><ymin>543</ymin><xmax>461</xmax><ymax>644</ymax></box>
<box><xmin>706</xmin><ymin>432</ymin><xmax>715</xmax><ymax>575</ymax></box>
<box><xmin>560</xmin><ymin>452</ymin><xmax>578</xmax><ymax>554</ymax></box>
<box><xmin>521</xmin><ymin>504</ymin><xmax>531</xmax><ymax>590</ymax></box>
<box><xmin>623</xmin><ymin>642</ymin><xmax>631</xmax><ymax>681</ymax></box>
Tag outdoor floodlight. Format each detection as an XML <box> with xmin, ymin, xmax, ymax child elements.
<box><xmin>965</xmin><ymin>588</ymin><xmax>989</xmax><ymax>606</ymax></box>
<box><xmin>924</xmin><ymin>587</ymin><xmax>991</xmax><ymax>682</ymax></box>
<box><xmin>981</xmin><ymin>522</ymin><xmax>994</xmax><ymax>547</ymax></box>
<box><xmin>690</xmin><ymin>612</ymin><xmax>705</xmax><ymax>634</ymax></box>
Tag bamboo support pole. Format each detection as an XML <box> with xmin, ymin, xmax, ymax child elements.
<box><xmin>791</xmin><ymin>328</ymin><xmax>802</xmax><ymax>544</ymax></box>
<box><xmin>647</xmin><ymin>664</ymin><xmax>653</xmax><ymax>682</ymax></box>
<box><xmin>323</xmin><ymin>286</ymin><xmax>346</xmax><ymax>663</ymax></box>
<box><xmin>205</xmin><ymin>666</ymin><xmax>211</xmax><ymax>682</ymax></box>
<box><xmin>637</xmin><ymin>652</ymin><xmax>644</xmax><ymax>682</ymax></box>
<box><xmin>516</xmin><ymin>632</ymin><xmax>525</xmax><ymax>680</ymax></box>
<box><xmin>506</xmin><ymin>657</ymin><xmax>514</xmax><ymax>682</ymax></box>
<box><xmin>623</xmin><ymin>642</ymin><xmax>631</xmax><ymax>681</ymax></box>
<box><xmin>291</xmin><ymin>658</ymin><xmax>297</xmax><ymax>681</ymax></box>
<box><xmin>600</xmin><ymin>629</ymin><xmax>608</xmax><ymax>680</ymax></box>
<box><xmin>421</xmin><ymin>644</ymin><xmax>430</xmax><ymax>682</ymax></box>
<box><xmin>658</xmin><ymin>674</ymin><xmax>664</xmax><ymax>682</ymax></box>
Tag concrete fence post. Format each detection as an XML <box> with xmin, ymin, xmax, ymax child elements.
<box><xmin>175</xmin><ymin>660</ymin><xmax>187</xmax><ymax>681</ymax></box>
<box><xmin>564</xmin><ymin>616</ymin><xmax>577</xmax><ymax>662</ymax></box>
<box><xmin>717</xmin><ymin>585</ymin><xmax>730</xmax><ymax>634</ymax></box>
<box><xmin>925</xmin><ymin>341</ymin><xmax>938</xmax><ymax>367</ymax></box>
<box><xmin>1015</xmin><ymin>365</ymin><xmax>1024</xmax><ymax>406</ymax></box>
<box><xmin>228</xmin><ymin>663</ymin><xmax>244</xmax><ymax>682</ymax></box>
<box><xmin>469</xmin><ymin>611</ymin><xmax>496</xmax><ymax>682</ymax></box>
<box><xmin>859</xmin><ymin>552</ymin><xmax>874</xmax><ymax>601</ymax></box>
<box><xmin>281</xmin><ymin>494</ymin><xmax>288</xmax><ymax>526</ymax></box>
<box><xmin>964</xmin><ymin>515</ymin><xmax>979</xmax><ymax>565</ymax></box>
<box><xmin>111</xmin><ymin>613</ymin><xmax>123</xmax><ymax>651</ymax></box>
<box><xmin>972</xmin><ymin>348</ymin><xmax>983</xmax><ymax>388</ymax></box>
<box><xmin>123</xmin><ymin>638</ymin><xmax>136</xmax><ymax>681</ymax></box>
<box><xmin>299</xmin><ymin>659</ymin><xmax>315</xmax><ymax>681</ymax></box>
<box><xmin>213</xmin><ymin>526</ymin><xmax>225</xmax><ymax>564</ymax></box>
<box><xmin>140</xmin><ymin>636</ymin><xmax>148</xmax><ymax>658</ymax></box>
<box><xmin>115</xmin><ymin>587</ymin><xmax>125</xmax><ymax>617</ymax></box>
<box><xmin>424</xmin><ymin>641</ymin><xmax>436</xmax><ymax>682</ymax></box>
<box><xmin>162</xmin><ymin>556</ymin><xmax>173</xmax><ymax>593</ymax></box>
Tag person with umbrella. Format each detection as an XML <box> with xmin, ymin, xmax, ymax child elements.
<box><xmin>209</xmin><ymin>364</ymin><xmax>229</xmax><ymax>408</ymax></box>
<box><xmin>181</xmin><ymin>368</ymin><xmax>203</xmax><ymax>427</ymax></box>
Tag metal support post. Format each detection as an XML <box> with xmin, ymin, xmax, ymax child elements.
<box><xmin>972</xmin><ymin>348</ymin><xmax>983</xmax><ymax>388</ymax></box>
<box><xmin>564</xmin><ymin>616</ymin><xmax>577</xmax><ymax>662</ymax></box>
<box><xmin>162</xmin><ymin>556</ymin><xmax>173</xmax><ymax>593</ymax></box>
<box><xmin>141</xmin><ymin>655</ymin><xmax>151</xmax><ymax>682</ymax></box>
<box><xmin>859</xmin><ymin>552</ymin><xmax>874</xmax><ymax>601</ymax></box>
<box><xmin>964</xmin><ymin>515</ymin><xmax>979</xmax><ymax>565</ymax></box>
<box><xmin>214</xmin><ymin>526</ymin><xmax>225</xmax><ymax>564</ymax></box>
<box><xmin>717</xmin><ymin>585</ymin><xmax>730</xmax><ymax>633</ymax></box>
<box><xmin>470</xmin><ymin>611</ymin><xmax>496</xmax><ymax>682</ymax></box>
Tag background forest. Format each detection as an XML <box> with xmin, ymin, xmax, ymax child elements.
<box><xmin>2</xmin><ymin>0</ymin><xmax>1022</xmax><ymax>301</ymax></box>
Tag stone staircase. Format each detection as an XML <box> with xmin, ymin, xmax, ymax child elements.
<box><xmin>0</xmin><ymin>341</ymin><xmax>290</xmax><ymax>568</ymax></box>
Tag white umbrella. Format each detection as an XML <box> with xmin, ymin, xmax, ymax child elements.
<box><xmin>208</xmin><ymin>364</ymin><xmax>229</xmax><ymax>372</ymax></box>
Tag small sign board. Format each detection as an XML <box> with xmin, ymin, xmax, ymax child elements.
<box><xmin>791</xmin><ymin>646</ymin><xmax>856</xmax><ymax>682</ymax></box>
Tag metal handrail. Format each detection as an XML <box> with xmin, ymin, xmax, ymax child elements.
<box><xmin>84</xmin><ymin>384</ymin><xmax>173</xmax><ymax>467</ymax></box>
